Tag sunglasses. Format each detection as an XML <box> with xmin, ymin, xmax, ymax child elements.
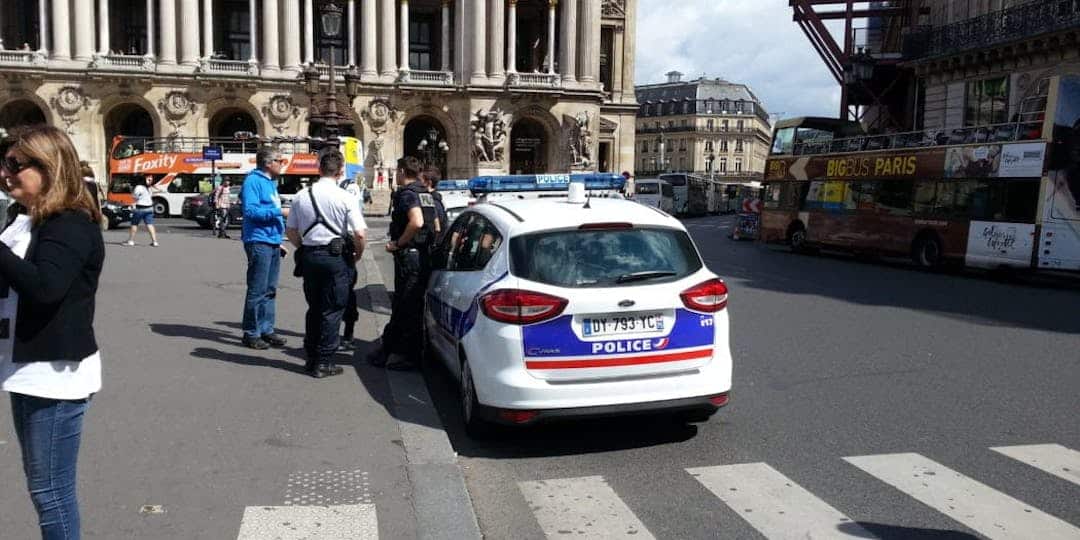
<box><xmin>1</xmin><ymin>156</ymin><xmax>37</xmax><ymax>175</ymax></box>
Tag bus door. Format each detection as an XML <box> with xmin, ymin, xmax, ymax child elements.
<box><xmin>1040</xmin><ymin>172</ymin><xmax>1080</xmax><ymax>270</ymax></box>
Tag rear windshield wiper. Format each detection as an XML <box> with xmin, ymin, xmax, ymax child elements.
<box><xmin>615</xmin><ymin>271</ymin><xmax>677</xmax><ymax>284</ymax></box>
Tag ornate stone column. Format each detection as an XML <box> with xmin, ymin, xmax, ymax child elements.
<box><xmin>471</xmin><ymin>0</ymin><xmax>487</xmax><ymax>82</ymax></box>
<box><xmin>98</xmin><ymin>0</ymin><xmax>111</xmax><ymax>54</ymax></box>
<box><xmin>283</xmin><ymin>0</ymin><xmax>302</xmax><ymax>70</ymax></box>
<box><xmin>73</xmin><ymin>0</ymin><xmax>95</xmax><ymax>61</ymax></box>
<box><xmin>147</xmin><ymin>0</ymin><xmax>156</xmax><ymax>57</ymax></box>
<box><xmin>621</xmin><ymin>0</ymin><xmax>636</xmax><ymax>104</ymax></box>
<box><xmin>577</xmin><ymin>0</ymin><xmax>598</xmax><ymax>83</ymax></box>
<box><xmin>159</xmin><ymin>0</ymin><xmax>178</xmax><ymax>65</ymax></box>
<box><xmin>488</xmin><ymin>0</ymin><xmax>504</xmax><ymax>79</ymax></box>
<box><xmin>362</xmin><ymin>0</ymin><xmax>379</xmax><ymax>75</ymax></box>
<box><xmin>559</xmin><ymin>0</ymin><xmax>576</xmax><ymax>82</ymax></box>
<box><xmin>348</xmin><ymin>0</ymin><xmax>357</xmax><ymax>65</ymax></box>
<box><xmin>202</xmin><ymin>0</ymin><xmax>214</xmax><ymax>57</ymax></box>
<box><xmin>506</xmin><ymin>0</ymin><xmax>517</xmax><ymax>74</ymax></box>
<box><xmin>38</xmin><ymin>0</ymin><xmax>49</xmax><ymax>53</ymax></box>
<box><xmin>51</xmin><ymin>0</ymin><xmax>71</xmax><ymax>60</ymax></box>
<box><xmin>380</xmin><ymin>0</ymin><xmax>397</xmax><ymax>76</ymax></box>
<box><xmin>262</xmin><ymin>0</ymin><xmax>280</xmax><ymax>72</ymax></box>
<box><xmin>180</xmin><ymin>0</ymin><xmax>201</xmax><ymax>66</ymax></box>
<box><xmin>441</xmin><ymin>0</ymin><xmax>451</xmax><ymax>70</ymax></box>
<box><xmin>547</xmin><ymin>0</ymin><xmax>556</xmax><ymax>74</ymax></box>
<box><xmin>304</xmin><ymin>0</ymin><xmax>314</xmax><ymax>63</ymax></box>
<box><xmin>399</xmin><ymin>0</ymin><xmax>409</xmax><ymax>72</ymax></box>
<box><xmin>248</xmin><ymin>0</ymin><xmax>258</xmax><ymax>62</ymax></box>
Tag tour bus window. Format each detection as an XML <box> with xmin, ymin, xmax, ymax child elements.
<box><xmin>1002</xmin><ymin>180</ymin><xmax>1039</xmax><ymax>222</ymax></box>
<box><xmin>876</xmin><ymin>180</ymin><xmax>913</xmax><ymax>216</ymax></box>
<box><xmin>636</xmin><ymin>182</ymin><xmax>660</xmax><ymax>195</ymax></box>
<box><xmin>166</xmin><ymin>174</ymin><xmax>200</xmax><ymax>194</ymax></box>
<box><xmin>966</xmin><ymin>181</ymin><xmax>1006</xmax><ymax>221</ymax></box>
<box><xmin>661</xmin><ymin>182</ymin><xmax>674</xmax><ymax>197</ymax></box>
<box><xmin>109</xmin><ymin>175</ymin><xmax>137</xmax><ymax>194</ymax></box>
<box><xmin>771</xmin><ymin>127</ymin><xmax>795</xmax><ymax>154</ymax></box>
<box><xmin>913</xmin><ymin>181</ymin><xmax>938</xmax><ymax>215</ymax></box>
<box><xmin>763</xmin><ymin>183</ymin><xmax>782</xmax><ymax>209</ymax></box>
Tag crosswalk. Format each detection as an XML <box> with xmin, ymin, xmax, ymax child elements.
<box><xmin>520</xmin><ymin>443</ymin><xmax>1080</xmax><ymax>539</ymax></box>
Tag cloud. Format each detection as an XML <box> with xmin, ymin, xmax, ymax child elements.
<box><xmin>634</xmin><ymin>0</ymin><xmax>843</xmax><ymax>120</ymax></box>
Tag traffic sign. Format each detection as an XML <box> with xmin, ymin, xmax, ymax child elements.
<box><xmin>741</xmin><ymin>198</ymin><xmax>762</xmax><ymax>213</ymax></box>
<box><xmin>202</xmin><ymin>145</ymin><xmax>223</xmax><ymax>161</ymax></box>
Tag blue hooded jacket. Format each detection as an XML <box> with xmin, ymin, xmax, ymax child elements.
<box><xmin>241</xmin><ymin>168</ymin><xmax>285</xmax><ymax>244</ymax></box>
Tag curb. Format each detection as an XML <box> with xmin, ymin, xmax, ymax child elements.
<box><xmin>361</xmin><ymin>253</ymin><xmax>483</xmax><ymax>540</ymax></box>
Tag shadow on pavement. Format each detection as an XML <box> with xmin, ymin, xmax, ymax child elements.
<box><xmin>150</xmin><ymin>322</ymin><xmax>244</xmax><ymax>346</ymax></box>
<box><xmin>213</xmin><ymin>320</ymin><xmax>306</xmax><ymax>340</ymax></box>
<box><xmin>705</xmin><ymin>239</ymin><xmax>1080</xmax><ymax>334</ymax></box>
<box><xmin>420</xmin><ymin>357</ymin><xmax>701</xmax><ymax>459</ymax></box>
<box><xmin>841</xmin><ymin>522</ymin><xmax>979</xmax><ymax>539</ymax></box>
<box><xmin>190</xmin><ymin>346</ymin><xmax>308</xmax><ymax>374</ymax></box>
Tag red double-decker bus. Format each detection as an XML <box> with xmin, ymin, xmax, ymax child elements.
<box><xmin>760</xmin><ymin>75</ymin><xmax>1080</xmax><ymax>273</ymax></box>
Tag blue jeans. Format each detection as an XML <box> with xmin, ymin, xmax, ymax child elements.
<box><xmin>11</xmin><ymin>393</ymin><xmax>90</xmax><ymax>540</ymax></box>
<box><xmin>242</xmin><ymin>242</ymin><xmax>281</xmax><ymax>339</ymax></box>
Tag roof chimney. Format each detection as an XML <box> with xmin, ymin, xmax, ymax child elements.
<box><xmin>665</xmin><ymin>71</ymin><xmax>684</xmax><ymax>83</ymax></box>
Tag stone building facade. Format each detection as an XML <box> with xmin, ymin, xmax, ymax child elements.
<box><xmin>634</xmin><ymin>71</ymin><xmax>770</xmax><ymax>180</ymax></box>
<box><xmin>0</xmin><ymin>0</ymin><xmax>638</xmax><ymax>186</ymax></box>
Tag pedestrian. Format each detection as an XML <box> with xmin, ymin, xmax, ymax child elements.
<box><xmin>337</xmin><ymin>173</ymin><xmax>367</xmax><ymax>349</ymax></box>
<box><xmin>622</xmin><ymin>171</ymin><xmax>635</xmax><ymax>199</ymax></box>
<box><xmin>0</xmin><ymin>125</ymin><xmax>106</xmax><ymax>540</ymax></box>
<box><xmin>124</xmin><ymin>175</ymin><xmax>159</xmax><ymax>246</ymax></box>
<box><xmin>421</xmin><ymin>165</ymin><xmax>449</xmax><ymax>241</ymax></box>
<box><xmin>211</xmin><ymin>178</ymin><xmax>232</xmax><ymax>239</ymax></box>
<box><xmin>285</xmin><ymin>149</ymin><xmax>367</xmax><ymax>378</ymax></box>
<box><xmin>368</xmin><ymin>156</ymin><xmax>437</xmax><ymax>371</ymax></box>
<box><xmin>240</xmin><ymin>148</ymin><xmax>290</xmax><ymax>350</ymax></box>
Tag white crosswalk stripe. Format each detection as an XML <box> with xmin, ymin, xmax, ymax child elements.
<box><xmin>236</xmin><ymin>504</ymin><xmax>378</xmax><ymax>539</ymax></box>
<box><xmin>844</xmin><ymin>452</ymin><xmax>1080</xmax><ymax>540</ymax></box>
<box><xmin>687</xmin><ymin>462</ymin><xmax>874</xmax><ymax>540</ymax></box>
<box><xmin>519</xmin><ymin>475</ymin><xmax>656</xmax><ymax>539</ymax></box>
<box><xmin>991</xmin><ymin>444</ymin><xmax>1080</xmax><ymax>487</ymax></box>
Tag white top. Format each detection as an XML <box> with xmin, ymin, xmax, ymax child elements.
<box><xmin>286</xmin><ymin>177</ymin><xmax>368</xmax><ymax>246</ymax></box>
<box><xmin>133</xmin><ymin>184</ymin><xmax>153</xmax><ymax>207</ymax></box>
<box><xmin>0</xmin><ymin>215</ymin><xmax>102</xmax><ymax>400</ymax></box>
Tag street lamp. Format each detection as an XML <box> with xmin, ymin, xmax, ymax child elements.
<box><xmin>303</xmin><ymin>0</ymin><xmax>353</xmax><ymax>148</ymax></box>
<box><xmin>417</xmin><ymin>126</ymin><xmax>450</xmax><ymax>169</ymax></box>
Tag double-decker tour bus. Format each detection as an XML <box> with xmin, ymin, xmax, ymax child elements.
<box><xmin>106</xmin><ymin>135</ymin><xmax>364</xmax><ymax>216</ymax></box>
<box><xmin>659</xmin><ymin>173</ymin><xmax>716</xmax><ymax>216</ymax></box>
<box><xmin>760</xmin><ymin>75</ymin><xmax>1080</xmax><ymax>273</ymax></box>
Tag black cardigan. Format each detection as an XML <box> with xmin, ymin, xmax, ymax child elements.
<box><xmin>0</xmin><ymin>208</ymin><xmax>105</xmax><ymax>363</ymax></box>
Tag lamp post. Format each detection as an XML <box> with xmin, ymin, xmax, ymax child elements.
<box><xmin>303</xmin><ymin>0</ymin><xmax>353</xmax><ymax>148</ymax></box>
<box><xmin>416</xmin><ymin>126</ymin><xmax>449</xmax><ymax>171</ymax></box>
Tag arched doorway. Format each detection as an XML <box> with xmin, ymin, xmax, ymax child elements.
<box><xmin>510</xmin><ymin>118</ymin><xmax>546</xmax><ymax>174</ymax></box>
<box><xmin>0</xmin><ymin>100</ymin><xmax>47</xmax><ymax>131</ymax></box>
<box><xmin>209</xmin><ymin>108</ymin><xmax>258</xmax><ymax>152</ymax></box>
<box><xmin>403</xmin><ymin>116</ymin><xmax>448</xmax><ymax>177</ymax></box>
<box><xmin>103</xmin><ymin>103</ymin><xmax>154</xmax><ymax>157</ymax></box>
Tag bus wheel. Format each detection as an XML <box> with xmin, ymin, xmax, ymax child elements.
<box><xmin>912</xmin><ymin>234</ymin><xmax>943</xmax><ymax>269</ymax></box>
<box><xmin>788</xmin><ymin>224</ymin><xmax>809</xmax><ymax>253</ymax></box>
<box><xmin>153</xmin><ymin>198</ymin><xmax>169</xmax><ymax>217</ymax></box>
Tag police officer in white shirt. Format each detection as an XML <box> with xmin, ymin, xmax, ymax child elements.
<box><xmin>285</xmin><ymin>149</ymin><xmax>367</xmax><ymax>378</ymax></box>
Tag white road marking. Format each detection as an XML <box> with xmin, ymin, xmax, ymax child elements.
<box><xmin>519</xmin><ymin>476</ymin><xmax>655</xmax><ymax>539</ymax></box>
<box><xmin>844</xmin><ymin>453</ymin><xmax>1080</xmax><ymax>540</ymax></box>
<box><xmin>991</xmin><ymin>444</ymin><xmax>1080</xmax><ymax>487</ymax></box>
<box><xmin>687</xmin><ymin>462</ymin><xmax>873</xmax><ymax>539</ymax></box>
<box><xmin>236</xmin><ymin>504</ymin><xmax>378</xmax><ymax>540</ymax></box>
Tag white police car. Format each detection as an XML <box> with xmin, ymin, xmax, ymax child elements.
<box><xmin>424</xmin><ymin>174</ymin><xmax>732</xmax><ymax>437</ymax></box>
<box><xmin>435</xmin><ymin>179</ymin><xmax>474</xmax><ymax>222</ymax></box>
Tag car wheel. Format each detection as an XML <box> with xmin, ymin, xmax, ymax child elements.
<box><xmin>152</xmin><ymin>198</ymin><xmax>169</xmax><ymax>217</ymax></box>
<box><xmin>912</xmin><ymin>234</ymin><xmax>943</xmax><ymax>269</ymax></box>
<box><xmin>460</xmin><ymin>358</ymin><xmax>496</xmax><ymax>439</ymax></box>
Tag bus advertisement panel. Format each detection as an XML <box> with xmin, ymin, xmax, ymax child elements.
<box><xmin>1041</xmin><ymin>74</ymin><xmax>1080</xmax><ymax>270</ymax></box>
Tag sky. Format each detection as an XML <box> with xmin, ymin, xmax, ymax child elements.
<box><xmin>634</xmin><ymin>0</ymin><xmax>843</xmax><ymax>121</ymax></box>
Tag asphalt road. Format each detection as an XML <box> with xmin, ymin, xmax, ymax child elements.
<box><xmin>403</xmin><ymin>214</ymin><xmax>1080</xmax><ymax>539</ymax></box>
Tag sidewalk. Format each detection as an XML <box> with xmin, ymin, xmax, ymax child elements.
<box><xmin>0</xmin><ymin>223</ymin><xmax>477</xmax><ymax>539</ymax></box>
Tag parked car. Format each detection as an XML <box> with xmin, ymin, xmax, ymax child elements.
<box><xmin>182</xmin><ymin>193</ymin><xmax>244</xmax><ymax>229</ymax></box>
<box><xmin>102</xmin><ymin>201</ymin><xmax>133</xmax><ymax>229</ymax></box>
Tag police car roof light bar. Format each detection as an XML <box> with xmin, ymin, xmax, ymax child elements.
<box><xmin>468</xmin><ymin>173</ymin><xmax>625</xmax><ymax>195</ymax></box>
<box><xmin>437</xmin><ymin>179</ymin><xmax>471</xmax><ymax>191</ymax></box>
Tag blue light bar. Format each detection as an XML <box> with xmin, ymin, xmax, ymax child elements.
<box><xmin>469</xmin><ymin>173</ymin><xmax>624</xmax><ymax>194</ymax></box>
<box><xmin>436</xmin><ymin>179</ymin><xmax>471</xmax><ymax>191</ymax></box>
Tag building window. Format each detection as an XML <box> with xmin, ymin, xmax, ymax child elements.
<box><xmin>2</xmin><ymin>0</ymin><xmax>43</xmax><ymax>50</ymax></box>
<box><xmin>720</xmin><ymin>139</ymin><xmax>728</xmax><ymax>152</ymax></box>
<box><xmin>721</xmin><ymin>119</ymin><xmax>729</xmax><ymax>131</ymax></box>
<box><xmin>600</xmin><ymin>26</ymin><xmax>614</xmax><ymax>93</ymax></box>
<box><xmin>679</xmin><ymin>157</ymin><xmax>687</xmax><ymax>171</ymax></box>
<box><xmin>668</xmin><ymin>120</ymin><xmax>674</xmax><ymax>129</ymax></box>
<box><xmin>719</xmin><ymin>157</ymin><xmax>727</xmax><ymax>172</ymax></box>
<box><xmin>705</xmin><ymin>140</ymin><xmax>714</xmax><ymax>152</ymax></box>
<box><xmin>641</xmin><ymin>158</ymin><xmax>648</xmax><ymax>171</ymax></box>
<box><xmin>707</xmin><ymin>119</ymin><xmax>714</xmax><ymax>131</ymax></box>
<box><xmin>735</xmin><ymin>158</ymin><xmax>743</xmax><ymax>172</ymax></box>
<box><xmin>408</xmin><ymin>14</ymin><xmax>437</xmax><ymax>70</ymax></box>
<box><xmin>736</xmin><ymin>120</ymin><xmax>745</xmax><ymax>132</ymax></box>
<box><xmin>654</xmin><ymin>140</ymin><xmax>661</xmax><ymax>152</ymax></box>
<box><xmin>679</xmin><ymin>139</ymin><xmax>687</xmax><ymax>151</ymax></box>
<box><xmin>681</xmin><ymin>119</ymin><xmax>688</xmax><ymax>128</ymax></box>
<box><xmin>706</xmin><ymin>100</ymin><xmax>714</xmax><ymax>114</ymax></box>
<box><xmin>113</xmin><ymin>0</ymin><xmax>152</xmax><ymax>55</ymax></box>
<box><xmin>682</xmin><ymin>102</ymin><xmax>690</xmax><ymax>114</ymax></box>
<box><xmin>641</xmin><ymin>141</ymin><xmax>648</xmax><ymax>153</ymax></box>
<box><xmin>965</xmin><ymin>76</ymin><xmax>1009</xmax><ymax>126</ymax></box>
<box><xmin>735</xmin><ymin>140</ymin><xmax>744</xmax><ymax>153</ymax></box>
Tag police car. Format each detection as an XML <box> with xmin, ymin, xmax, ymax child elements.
<box><xmin>424</xmin><ymin>174</ymin><xmax>732</xmax><ymax>437</ymax></box>
<box><xmin>435</xmin><ymin>179</ymin><xmax>474</xmax><ymax>222</ymax></box>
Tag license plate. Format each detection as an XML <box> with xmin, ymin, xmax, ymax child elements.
<box><xmin>582</xmin><ymin>313</ymin><xmax>664</xmax><ymax>337</ymax></box>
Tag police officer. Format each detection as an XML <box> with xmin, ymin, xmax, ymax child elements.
<box><xmin>285</xmin><ymin>149</ymin><xmax>367</xmax><ymax>378</ymax></box>
<box><xmin>338</xmin><ymin>173</ymin><xmax>366</xmax><ymax>349</ymax></box>
<box><xmin>420</xmin><ymin>165</ymin><xmax>449</xmax><ymax>240</ymax></box>
<box><xmin>369</xmin><ymin>156</ymin><xmax>437</xmax><ymax>370</ymax></box>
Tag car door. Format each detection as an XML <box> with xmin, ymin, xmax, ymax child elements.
<box><xmin>426</xmin><ymin>213</ymin><xmax>473</xmax><ymax>372</ymax></box>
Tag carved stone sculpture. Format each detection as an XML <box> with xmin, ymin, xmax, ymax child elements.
<box><xmin>158</xmin><ymin>91</ymin><xmax>197</xmax><ymax>136</ymax></box>
<box><xmin>51</xmin><ymin>86</ymin><xmax>88</xmax><ymax>134</ymax></box>
<box><xmin>471</xmin><ymin>108</ymin><xmax>509</xmax><ymax>163</ymax></box>
<box><xmin>566</xmin><ymin>111</ymin><xmax>593</xmax><ymax>168</ymax></box>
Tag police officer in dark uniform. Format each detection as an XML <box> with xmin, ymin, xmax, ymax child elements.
<box><xmin>421</xmin><ymin>165</ymin><xmax>449</xmax><ymax>240</ymax></box>
<box><xmin>369</xmin><ymin>156</ymin><xmax>437</xmax><ymax>370</ymax></box>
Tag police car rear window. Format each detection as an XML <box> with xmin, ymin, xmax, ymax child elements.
<box><xmin>509</xmin><ymin>227</ymin><xmax>702</xmax><ymax>288</ymax></box>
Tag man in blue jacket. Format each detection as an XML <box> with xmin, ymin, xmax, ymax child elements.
<box><xmin>240</xmin><ymin>148</ymin><xmax>291</xmax><ymax>349</ymax></box>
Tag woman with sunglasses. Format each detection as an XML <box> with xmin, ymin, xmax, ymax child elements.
<box><xmin>0</xmin><ymin>125</ymin><xmax>106</xmax><ymax>540</ymax></box>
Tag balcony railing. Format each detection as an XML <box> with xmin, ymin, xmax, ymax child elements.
<box><xmin>0</xmin><ymin>49</ymin><xmax>39</xmax><ymax>65</ymax></box>
<box><xmin>790</xmin><ymin>121</ymin><xmax>1044</xmax><ymax>156</ymax></box>
<box><xmin>201</xmin><ymin>58</ymin><xmax>259</xmax><ymax>76</ymax></box>
<box><xmin>314</xmin><ymin>63</ymin><xmax>351</xmax><ymax>79</ymax></box>
<box><xmin>400</xmin><ymin>69</ymin><xmax>454</xmax><ymax>86</ymax></box>
<box><xmin>904</xmin><ymin>0</ymin><xmax>1080</xmax><ymax>60</ymax></box>
<box><xmin>90</xmin><ymin>53</ymin><xmax>155</xmax><ymax>71</ymax></box>
<box><xmin>508</xmin><ymin>72</ymin><xmax>561</xmax><ymax>88</ymax></box>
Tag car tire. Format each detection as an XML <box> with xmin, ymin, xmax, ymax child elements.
<box><xmin>460</xmin><ymin>358</ymin><xmax>496</xmax><ymax>439</ymax></box>
<box><xmin>152</xmin><ymin>198</ymin><xmax>169</xmax><ymax>217</ymax></box>
<box><xmin>912</xmin><ymin>234</ymin><xmax>943</xmax><ymax>269</ymax></box>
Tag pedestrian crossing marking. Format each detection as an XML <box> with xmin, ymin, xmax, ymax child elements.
<box><xmin>687</xmin><ymin>462</ymin><xmax>874</xmax><ymax>539</ymax></box>
<box><xmin>991</xmin><ymin>444</ymin><xmax>1080</xmax><ymax>487</ymax></box>
<box><xmin>844</xmin><ymin>452</ymin><xmax>1080</xmax><ymax>540</ymax></box>
<box><xmin>519</xmin><ymin>475</ymin><xmax>656</xmax><ymax>539</ymax></box>
<box><xmin>236</xmin><ymin>504</ymin><xmax>378</xmax><ymax>540</ymax></box>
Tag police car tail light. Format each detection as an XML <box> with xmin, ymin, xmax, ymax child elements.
<box><xmin>480</xmin><ymin>289</ymin><xmax>568</xmax><ymax>325</ymax></box>
<box><xmin>680</xmin><ymin>278</ymin><xmax>729</xmax><ymax>312</ymax></box>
